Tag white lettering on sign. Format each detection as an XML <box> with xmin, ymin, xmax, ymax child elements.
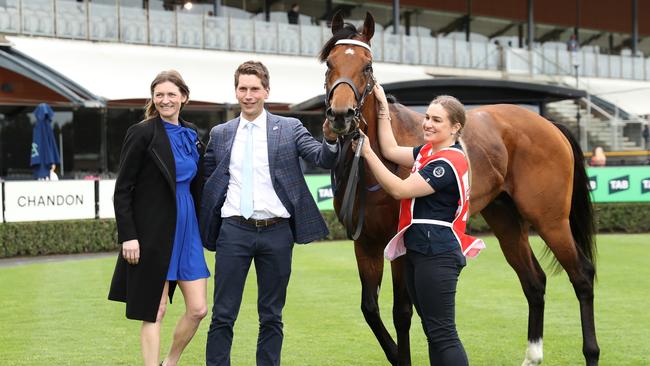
<box><xmin>609</xmin><ymin>180</ymin><xmax>629</xmax><ymax>190</ymax></box>
<box><xmin>643</xmin><ymin>180</ymin><xmax>650</xmax><ymax>189</ymax></box>
<box><xmin>318</xmin><ymin>187</ymin><xmax>333</xmax><ymax>198</ymax></box>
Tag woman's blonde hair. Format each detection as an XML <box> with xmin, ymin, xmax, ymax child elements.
<box><xmin>144</xmin><ymin>70</ymin><xmax>190</xmax><ymax>119</ymax></box>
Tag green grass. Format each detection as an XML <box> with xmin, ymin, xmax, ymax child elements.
<box><xmin>0</xmin><ymin>234</ymin><xmax>648</xmax><ymax>365</ymax></box>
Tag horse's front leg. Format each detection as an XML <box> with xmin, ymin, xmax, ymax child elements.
<box><xmin>391</xmin><ymin>256</ymin><xmax>413</xmax><ymax>366</ymax></box>
<box><xmin>354</xmin><ymin>240</ymin><xmax>399</xmax><ymax>365</ymax></box>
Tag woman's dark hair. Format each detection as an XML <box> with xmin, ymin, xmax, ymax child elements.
<box><xmin>144</xmin><ymin>70</ymin><xmax>190</xmax><ymax>119</ymax></box>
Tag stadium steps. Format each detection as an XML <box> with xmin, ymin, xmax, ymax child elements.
<box><xmin>546</xmin><ymin>100</ymin><xmax>642</xmax><ymax>151</ymax></box>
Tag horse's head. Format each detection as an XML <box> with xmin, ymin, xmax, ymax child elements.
<box><xmin>320</xmin><ymin>12</ymin><xmax>375</xmax><ymax>136</ymax></box>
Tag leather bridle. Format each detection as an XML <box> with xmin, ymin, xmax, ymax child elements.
<box><xmin>324</xmin><ymin>39</ymin><xmax>376</xmax><ymax>136</ymax></box>
<box><xmin>325</xmin><ymin>39</ymin><xmax>376</xmax><ymax>240</ymax></box>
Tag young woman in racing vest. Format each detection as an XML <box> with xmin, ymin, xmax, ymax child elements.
<box><xmin>354</xmin><ymin>85</ymin><xmax>485</xmax><ymax>366</ymax></box>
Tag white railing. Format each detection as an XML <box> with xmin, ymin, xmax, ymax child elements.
<box><xmin>583</xmin><ymin>96</ymin><xmax>646</xmax><ymax>151</ymax></box>
<box><xmin>2</xmin><ymin>0</ymin><xmax>650</xmax><ymax>80</ymax></box>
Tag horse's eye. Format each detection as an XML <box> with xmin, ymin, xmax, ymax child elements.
<box><xmin>326</xmin><ymin>61</ymin><xmax>332</xmax><ymax>69</ymax></box>
<box><xmin>364</xmin><ymin>64</ymin><xmax>373</xmax><ymax>73</ymax></box>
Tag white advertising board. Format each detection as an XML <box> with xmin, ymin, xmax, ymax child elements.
<box><xmin>4</xmin><ymin>180</ymin><xmax>96</xmax><ymax>222</ymax></box>
<box><xmin>98</xmin><ymin>179</ymin><xmax>116</xmax><ymax>219</ymax></box>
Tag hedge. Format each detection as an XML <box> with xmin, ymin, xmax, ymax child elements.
<box><xmin>1</xmin><ymin>203</ymin><xmax>648</xmax><ymax>258</ymax></box>
<box><xmin>0</xmin><ymin>219</ymin><xmax>118</xmax><ymax>258</ymax></box>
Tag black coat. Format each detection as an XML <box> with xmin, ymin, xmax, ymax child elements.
<box><xmin>108</xmin><ymin>117</ymin><xmax>204</xmax><ymax>322</ymax></box>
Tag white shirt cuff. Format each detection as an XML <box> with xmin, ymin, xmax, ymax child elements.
<box><xmin>325</xmin><ymin>140</ymin><xmax>338</xmax><ymax>152</ymax></box>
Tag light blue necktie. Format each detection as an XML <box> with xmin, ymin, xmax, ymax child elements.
<box><xmin>240</xmin><ymin>122</ymin><xmax>254</xmax><ymax>219</ymax></box>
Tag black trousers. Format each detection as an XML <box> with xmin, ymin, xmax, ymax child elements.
<box><xmin>206</xmin><ymin>218</ymin><xmax>294</xmax><ymax>366</ymax></box>
<box><xmin>405</xmin><ymin>248</ymin><xmax>468</xmax><ymax>366</ymax></box>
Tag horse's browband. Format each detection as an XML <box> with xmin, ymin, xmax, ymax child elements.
<box><xmin>335</xmin><ymin>39</ymin><xmax>372</xmax><ymax>54</ymax></box>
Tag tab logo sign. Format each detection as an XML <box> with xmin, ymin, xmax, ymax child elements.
<box><xmin>608</xmin><ymin>175</ymin><xmax>630</xmax><ymax>194</ymax></box>
<box><xmin>642</xmin><ymin>178</ymin><xmax>650</xmax><ymax>194</ymax></box>
<box><xmin>588</xmin><ymin>176</ymin><xmax>597</xmax><ymax>191</ymax></box>
<box><xmin>317</xmin><ymin>185</ymin><xmax>333</xmax><ymax>202</ymax></box>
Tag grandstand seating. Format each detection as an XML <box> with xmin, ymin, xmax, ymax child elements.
<box><xmin>0</xmin><ymin>6</ymin><xmax>19</xmax><ymax>33</ymax></box>
<box><xmin>88</xmin><ymin>3</ymin><xmax>118</xmax><ymax>41</ymax></box>
<box><xmin>148</xmin><ymin>10</ymin><xmax>175</xmax><ymax>46</ymax></box>
<box><xmin>204</xmin><ymin>16</ymin><xmax>228</xmax><ymax>50</ymax></box>
<box><xmin>1</xmin><ymin>2</ymin><xmax>648</xmax><ymax>81</ymax></box>
<box><xmin>119</xmin><ymin>7</ymin><xmax>147</xmax><ymax>44</ymax></box>
<box><xmin>55</xmin><ymin>1</ymin><xmax>86</xmax><ymax>39</ymax></box>
<box><xmin>177</xmin><ymin>13</ymin><xmax>203</xmax><ymax>48</ymax></box>
<box><xmin>220</xmin><ymin>6</ymin><xmax>252</xmax><ymax>20</ymax></box>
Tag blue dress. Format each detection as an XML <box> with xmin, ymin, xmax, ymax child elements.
<box><xmin>164</xmin><ymin>120</ymin><xmax>210</xmax><ymax>281</ymax></box>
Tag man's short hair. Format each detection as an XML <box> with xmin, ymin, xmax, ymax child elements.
<box><xmin>234</xmin><ymin>61</ymin><xmax>270</xmax><ymax>90</ymax></box>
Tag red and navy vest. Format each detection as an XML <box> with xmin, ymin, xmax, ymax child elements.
<box><xmin>384</xmin><ymin>144</ymin><xmax>486</xmax><ymax>261</ymax></box>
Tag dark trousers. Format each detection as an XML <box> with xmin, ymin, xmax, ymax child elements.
<box><xmin>405</xmin><ymin>248</ymin><xmax>468</xmax><ymax>366</ymax></box>
<box><xmin>206</xmin><ymin>218</ymin><xmax>294</xmax><ymax>366</ymax></box>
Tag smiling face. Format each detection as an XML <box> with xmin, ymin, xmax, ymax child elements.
<box><xmin>422</xmin><ymin>103</ymin><xmax>461</xmax><ymax>147</ymax></box>
<box><xmin>152</xmin><ymin>81</ymin><xmax>187</xmax><ymax>123</ymax></box>
<box><xmin>236</xmin><ymin>74</ymin><xmax>269</xmax><ymax>121</ymax></box>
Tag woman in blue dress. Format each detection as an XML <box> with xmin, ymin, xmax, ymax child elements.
<box><xmin>109</xmin><ymin>70</ymin><xmax>210</xmax><ymax>366</ymax></box>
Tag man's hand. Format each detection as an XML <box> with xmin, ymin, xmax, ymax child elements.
<box><xmin>122</xmin><ymin>239</ymin><xmax>140</xmax><ymax>265</ymax></box>
<box><xmin>322</xmin><ymin>119</ymin><xmax>338</xmax><ymax>143</ymax></box>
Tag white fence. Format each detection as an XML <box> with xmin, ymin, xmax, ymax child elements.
<box><xmin>1</xmin><ymin>1</ymin><xmax>650</xmax><ymax>79</ymax></box>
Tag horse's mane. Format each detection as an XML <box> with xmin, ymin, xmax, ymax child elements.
<box><xmin>319</xmin><ymin>23</ymin><xmax>361</xmax><ymax>62</ymax></box>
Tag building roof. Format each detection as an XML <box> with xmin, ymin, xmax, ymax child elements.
<box><xmin>4</xmin><ymin>36</ymin><xmax>433</xmax><ymax>106</ymax></box>
<box><xmin>292</xmin><ymin>77</ymin><xmax>586</xmax><ymax>111</ymax></box>
<box><xmin>0</xmin><ymin>41</ymin><xmax>104</xmax><ymax>107</ymax></box>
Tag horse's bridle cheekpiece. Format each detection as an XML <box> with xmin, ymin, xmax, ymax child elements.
<box><xmin>324</xmin><ymin>39</ymin><xmax>376</xmax><ymax>136</ymax></box>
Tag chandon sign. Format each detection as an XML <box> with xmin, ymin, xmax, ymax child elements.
<box><xmin>4</xmin><ymin>181</ymin><xmax>95</xmax><ymax>222</ymax></box>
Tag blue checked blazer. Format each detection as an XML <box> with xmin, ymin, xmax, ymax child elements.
<box><xmin>199</xmin><ymin>111</ymin><xmax>338</xmax><ymax>250</ymax></box>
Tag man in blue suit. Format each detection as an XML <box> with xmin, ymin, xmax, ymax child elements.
<box><xmin>200</xmin><ymin>60</ymin><xmax>338</xmax><ymax>366</ymax></box>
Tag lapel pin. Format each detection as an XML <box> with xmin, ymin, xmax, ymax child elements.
<box><xmin>273</xmin><ymin>126</ymin><xmax>279</xmax><ymax>131</ymax></box>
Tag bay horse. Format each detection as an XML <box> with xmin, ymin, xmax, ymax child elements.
<box><xmin>321</xmin><ymin>12</ymin><xmax>599</xmax><ymax>366</ymax></box>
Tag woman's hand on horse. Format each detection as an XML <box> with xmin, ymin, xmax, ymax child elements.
<box><xmin>322</xmin><ymin>119</ymin><xmax>338</xmax><ymax>144</ymax></box>
<box><xmin>122</xmin><ymin>239</ymin><xmax>140</xmax><ymax>265</ymax></box>
<box><xmin>351</xmin><ymin>130</ymin><xmax>373</xmax><ymax>157</ymax></box>
<box><xmin>373</xmin><ymin>84</ymin><xmax>389</xmax><ymax>112</ymax></box>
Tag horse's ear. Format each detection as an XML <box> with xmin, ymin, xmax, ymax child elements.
<box><xmin>331</xmin><ymin>11</ymin><xmax>344</xmax><ymax>34</ymax></box>
<box><xmin>362</xmin><ymin>12</ymin><xmax>375</xmax><ymax>42</ymax></box>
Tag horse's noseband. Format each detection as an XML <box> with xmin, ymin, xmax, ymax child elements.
<box><xmin>326</xmin><ymin>77</ymin><xmax>362</xmax><ymax>119</ymax></box>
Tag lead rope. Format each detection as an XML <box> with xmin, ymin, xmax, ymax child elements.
<box><xmin>338</xmin><ymin>133</ymin><xmax>366</xmax><ymax>240</ymax></box>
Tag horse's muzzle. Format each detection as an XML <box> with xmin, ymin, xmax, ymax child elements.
<box><xmin>326</xmin><ymin>107</ymin><xmax>357</xmax><ymax>135</ymax></box>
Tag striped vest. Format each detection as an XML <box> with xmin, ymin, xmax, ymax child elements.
<box><xmin>384</xmin><ymin>144</ymin><xmax>486</xmax><ymax>261</ymax></box>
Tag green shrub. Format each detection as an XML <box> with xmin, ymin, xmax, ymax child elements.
<box><xmin>594</xmin><ymin>203</ymin><xmax>650</xmax><ymax>233</ymax></box>
<box><xmin>1</xmin><ymin>203</ymin><xmax>647</xmax><ymax>258</ymax></box>
<box><xmin>0</xmin><ymin>220</ymin><xmax>118</xmax><ymax>257</ymax></box>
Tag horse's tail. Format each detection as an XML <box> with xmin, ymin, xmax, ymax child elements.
<box><xmin>553</xmin><ymin>122</ymin><xmax>597</xmax><ymax>270</ymax></box>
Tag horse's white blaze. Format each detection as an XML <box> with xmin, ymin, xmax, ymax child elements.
<box><xmin>521</xmin><ymin>339</ymin><xmax>543</xmax><ymax>366</ymax></box>
<box><xmin>345</xmin><ymin>48</ymin><xmax>355</xmax><ymax>55</ymax></box>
